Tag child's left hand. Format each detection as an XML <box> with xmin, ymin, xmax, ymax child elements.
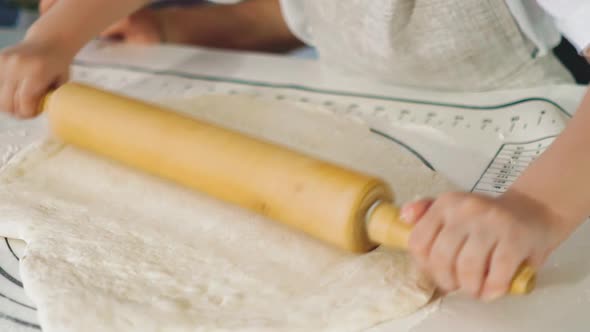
<box><xmin>402</xmin><ymin>190</ymin><xmax>571</xmax><ymax>301</ymax></box>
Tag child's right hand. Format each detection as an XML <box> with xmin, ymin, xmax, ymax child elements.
<box><xmin>0</xmin><ymin>39</ymin><xmax>72</xmax><ymax>118</ymax></box>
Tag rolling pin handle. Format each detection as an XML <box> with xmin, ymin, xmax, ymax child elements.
<box><xmin>365</xmin><ymin>200</ymin><xmax>536</xmax><ymax>295</ymax></box>
<box><xmin>510</xmin><ymin>264</ymin><xmax>536</xmax><ymax>295</ymax></box>
<box><xmin>365</xmin><ymin>201</ymin><xmax>412</xmax><ymax>250</ymax></box>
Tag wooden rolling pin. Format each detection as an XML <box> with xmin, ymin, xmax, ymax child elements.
<box><xmin>41</xmin><ymin>82</ymin><xmax>536</xmax><ymax>295</ymax></box>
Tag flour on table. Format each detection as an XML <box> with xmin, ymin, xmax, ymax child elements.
<box><xmin>0</xmin><ymin>96</ymin><xmax>455</xmax><ymax>332</ymax></box>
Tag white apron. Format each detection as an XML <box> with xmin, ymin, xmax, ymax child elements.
<box><xmin>290</xmin><ymin>0</ymin><xmax>574</xmax><ymax>90</ymax></box>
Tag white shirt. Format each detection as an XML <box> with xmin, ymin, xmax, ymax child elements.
<box><xmin>278</xmin><ymin>0</ymin><xmax>590</xmax><ymax>56</ymax></box>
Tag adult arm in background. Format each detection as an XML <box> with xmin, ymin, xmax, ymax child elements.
<box><xmin>41</xmin><ymin>0</ymin><xmax>303</xmax><ymax>53</ymax></box>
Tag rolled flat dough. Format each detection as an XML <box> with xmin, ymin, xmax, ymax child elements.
<box><xmin>0</xmin><ymin>96</ymin><xmax>455</xmax><ymax>332</ymax></box>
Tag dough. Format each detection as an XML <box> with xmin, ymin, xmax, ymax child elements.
<box><xmin>0</xmin><ymin>96</ymin><xmax>455</xmax><ymax>332</ymax></box>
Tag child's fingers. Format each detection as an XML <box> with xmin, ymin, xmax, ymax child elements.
<box><xmin>456</xmin><ymin>235</ymin><xmax>497</xmax><ymax>298</ymax></box>
<box><xmin>427</xmin><ymin>226</ymin><xmax>468</xmax><ymax>292</ymax></box>
<box><xmin>400</xmin><ymin>199</ymin><xmax>433</xmax><ymax>224</ymax></box>
<box><xmin>408</xmin><ymin>207</ymin><xmax>443</xmax><ymax>268</ymax></box>
<box><xmin>18</xmin><ymin>77</ymin><xmax>49</xmax><ymax>118</ymax></box>
<box><xmin>480</xmin><ymin>241</ymin><xmax>528</xmax><ymax>301</ymax></box>
<box><xmin>0</xmin><ymin>82</ymin><xmax>17</xmax><ymax>115</ymax></box>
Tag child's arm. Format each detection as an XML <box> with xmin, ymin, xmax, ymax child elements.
<box><xmin>508</xmin><ymin>90</ymin><xmax>590</xmax><ymax>231</ymax></box>
<box><xmin>0</xmin><ymin>0</ymin><xmax>150</xmax><ymax>118</ymax></box>
<box><xmin>403</xmin><ymin>89</ymin><xmax>590</xmax><ymax>301</ymax></box>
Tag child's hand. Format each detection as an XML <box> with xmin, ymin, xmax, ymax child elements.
<box><xmin>0</xmin><ymin>40</ymin><xmax>71</xmax><ymax>118</ymax></box>
<box><xmin>403</xmin><ymin>190</ymin><xmax>570</xmax><ymax>301</ymax></box>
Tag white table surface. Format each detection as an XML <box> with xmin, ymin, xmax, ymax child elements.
<box><xmin>0</xmin><ymin>30</ymin><xmax>589</xmax><ymax>332</ymax></box>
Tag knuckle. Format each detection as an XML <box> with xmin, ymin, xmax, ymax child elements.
<box><xmin>456</xmin><ymin>196</ymin><xmax>487</xmax><ymax>216</ymax></box>
<box><xmin>488</xmin><ymin>206</ymin><xmax>510</xmax><ymax>222</ymax></box>
<box><xmin>499</xmin><ymin>221</ymin><xmax>526</xmax><ymax>242</ymax></box>
<box><xmin>1</xmin><ymin>53</ymin><xmax>46</xmax><ymax>74</ymax></box>
<box><xmin>443</xmin><ymin>199</ymin><xmax>490</xmax><ymax>226</ymax></box>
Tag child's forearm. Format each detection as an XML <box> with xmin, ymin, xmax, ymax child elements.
<box><xmin>26</xmin><ymin>0</ymin><xmax>150</xmax><ymax>55</ymax></box>
<box><xmin>405</xmin><ymin>91</ymin><xmax>590</xmax><ymax>299</ymax></box>
<box><xmin>509</xmin><ymin>88</ymin><xmax>590</xmax><ymax>234</ymax></box>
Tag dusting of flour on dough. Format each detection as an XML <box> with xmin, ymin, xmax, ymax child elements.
<box><xmin>0</xmin><ymin>144</ymin><xmax>19</xmax><ymax>166</ymax></box>
<box><xmin>0</xmin><ymin>96</ymin><xmax>455</xmax><ymax>332</ymax></box>
<box><xmin>0</xmin><ymin>118</ymin><xmax>46</xmax><ymax>170</ymax></box>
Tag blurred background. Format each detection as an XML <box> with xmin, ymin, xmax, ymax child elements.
<box><xmin>0</xmin><ymin>0</ymin><xmax>37</xmax><ymax>28</ymax></box>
